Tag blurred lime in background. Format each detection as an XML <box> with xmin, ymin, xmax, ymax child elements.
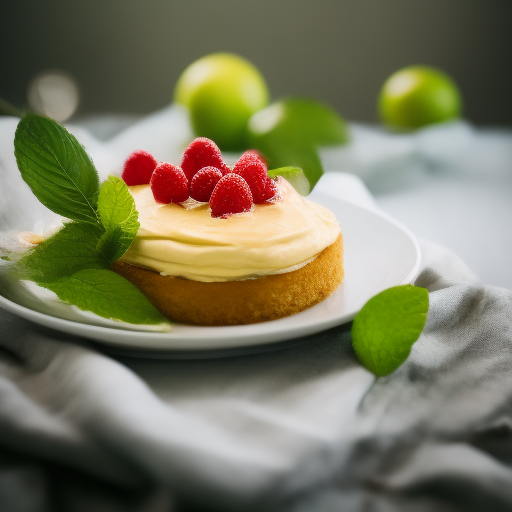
<box><xmin>247</xmin><ymin>98</ymin><xmax>349</xmax><ymax>191</ymax></box>
<box><xmin>174</xmin><ymin>53</ymin><xmax>269</xmax><ymax>151</ymax></box>
<box><xmin>378</xmin><ymin>65</ymin><xmax>462</xmax><ymax>130</ymax></box>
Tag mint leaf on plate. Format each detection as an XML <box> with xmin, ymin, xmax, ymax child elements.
<box><xmin>16</xmin><ymin>222</ymin><xmax>105</xmax><ymax>284</ymax></box>
<box><xmin>45</xmin><ymin>269</ymin><xmax>166</xmax><ymax>325</ymax></box>
<box><xmin>16</xmin><ymin>224</ymin><xmax>166</xmax><ymax>326</ymax></box>
<box><xmin>14</xmin><ymin>114</ymin><xmax>100</xmax><ymax>225</ymax></box>
<box><xmin>96</xmin><ymin>175</ymin><xmax>139</xmax><ymax>264</ymax></box>
<box><xmin>351</xmin><ymin>285</ymin><xmax>429</xmax><ymax>377</ymax></box>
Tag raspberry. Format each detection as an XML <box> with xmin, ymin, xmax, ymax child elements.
<box><xmin>181</xmin><ymin>138</ymin><xmax>230</xmax><ymax>181</ymax></box>
<box><xmin>260</xmin><ymin>177</ymin><xmax>279</xmax><ymax>203</ymax></box>
<box><xmin>209</xmin><ymin>174</ymin><xmax>253</xmax><ymax>218</ymax></box>
<box><xmin>233</xmin><ymin>158</ymin><xmax>277</xmax><ymax>204</ymax></box>
<box><xmin>189</xmin><ymin>166</ymin><xmax>223</xmax><ymax>202</ymax></box>
<box><xmin>232</xmin><ymin>150</ymin><xmax>267</xmax><ymax>174</ymax></box>
<box><xmin>121</xmin><ymin>150</ymin><xmax>158</xmax><ymax>186</ymax></box>
<box><xmin>150</xmin><ymin>163</ymin><xmax>189</xmax><ymax>204</ymax></box>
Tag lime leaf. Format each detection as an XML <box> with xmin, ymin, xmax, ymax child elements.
<box><xmin>45</xmin><ymin>269</ymin><xmax>166</xmax><ymax>325</ymax></box>
<box><xmin>247</xmin><ymin>98</ymin><xmax>349</xmax><ymax>191</ymax></box>
<box><xmin>96</xmin><ymin>175</ymin><xmax>139</xmax><ymax>264</ymax></box>
<box><xmin>351</xmin><ymin>285</ymin><xmax>429</xmax><ymax>377</ymax></box>
<box><xmin>257</xmin><ymin>137</ymin><xmax>324</xmax><ymax>192</ymax></box>
<box><xmin>267</xmin><ymin>167</ymin><xmax>310</xmax><ymax>196</ymax></box>
<box><xmin>16</xmin><ymin>222</ymin><xmax>105</xmax><ymax>284</ymax></box>
<box><xmin>248</xmin><ymin>98</ymin><xmax>349</xmax><ymax>147</ymax></box>
<box><xmin>14</xmin><ymin>114</ymin><xmax>100</xmax><ymax>224</ymax></box>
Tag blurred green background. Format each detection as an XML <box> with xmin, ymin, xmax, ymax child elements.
<box><xmin>1</xmin><ymin>0</ymin><xmax>511</xmax><ymax>124</ymax></box>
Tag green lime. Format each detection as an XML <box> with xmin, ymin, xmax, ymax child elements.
<box><xmin>174</xmin><ymin>53</ymin><xmax>269</xmax><ymax>151</ymax></box>
<box><xmin>247</xmin><ymin>98</ymin><xmax>349</xmax><ymax>190</ymax></box>
<box><xmin>378</xmin><ymin>65</ymin><xmax>462</xmax><ymax>129</ymax></box>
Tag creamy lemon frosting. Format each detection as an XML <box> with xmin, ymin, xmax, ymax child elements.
<box><xmin>121</xmin><ymin>178</ymin><xmax>341</xmax><ymax>282</ymax></box>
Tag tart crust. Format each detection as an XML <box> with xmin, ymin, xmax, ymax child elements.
<box><xmin>112</xmin><ymin>234</ymin><xmax>343</xmax><ymax>326</ymax></box>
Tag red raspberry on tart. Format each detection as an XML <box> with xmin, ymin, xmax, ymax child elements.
<box><xmin>232</xmin><ymin>150</ymin><xmax>267</xmax><ymax>173</ymax></box>
<box><xmin>181</xmin><ymin>138</ymin><xmax>230</xmax><ymax>181</ymax></box>
<box><xmin>122</xmin><ymin>150</ymin><xmax>158</xmax><ymax>186</ymax></box>
<box><xmin>189</xmin><ymin>167</ymin><xmax>224</xmax><ymax>202</ymax></box>
<box><xmin>150</xmin><ymin>163</ymin><xmax>189</xmax><ymax>204</ymax></box>
<box><xmin>209</xmin><ymin>174</ymin><xmax>253</xmax><ymax>218</ymax></box>
<box><xmin>233</xmin><ymin>155</ymin><xmax>277</xmax><ymax>204</ymax></box>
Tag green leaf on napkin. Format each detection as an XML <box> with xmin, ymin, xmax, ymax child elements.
<box><xmin>45</xmin><ymin>269</ymin><xmax>166</xmax><ymax>325</ymax></box>
<box><xmin>96</xmin><ymin>175</ymin><xmax>140</xmax><ymax>264</ymax></box>
<box><xmin>351</xmin><ymin>285</ymin><xmax>429</xmax><ymax>376</ymax></box>
<box><xmin>14</xmin><ymin>114</ymin><xmax>101</xmax><ymax>225</ymax></box>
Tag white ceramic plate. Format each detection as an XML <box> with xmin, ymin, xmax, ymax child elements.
<box><xmin>0</xmin><ymin>191</ymin><xmax>420</xmax><ymax>354</ymax></box>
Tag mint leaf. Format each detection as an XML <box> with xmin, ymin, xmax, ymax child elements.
<box><xmin>97</xmin><ymin>176</ymin><xmax>138</xmax><ymax>233</ymax></box>
<box><xmin>267</xmin><ymin>167</ymin><xmax>310</xmax><ymax>195</ymax></box>
<box><xmin>16</xmin><ymin>222</ymin><xmax>105</xmax><ymax>284</ymax></box>
<box><xmin>97</xmin><ymin>176</ymin><xmax>139</xmax><ymax>264</ymax></box>
<box><xmin>351</xmin><ymin>285</ymin><xmax>429</xmax><ymax>377</ymax></box>
<box><xmin>45</xmin><ymin>269</ymin><xmax>166</xmax><ymax>325</ymax></box>
<box><xmin>16</xmin><ymin>221</ymin><xmax>166</xmax><ymax>325</ymax></box>
<box><xmin>14</xmin><ymin>114</ymin><xmax>100</xmax><ymax>224</ymax></box>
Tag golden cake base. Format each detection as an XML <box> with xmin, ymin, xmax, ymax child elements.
<box><xmin>112</xmin><ymin>234</ymin><xmax>343</xmax><ymax>326</ymax></box>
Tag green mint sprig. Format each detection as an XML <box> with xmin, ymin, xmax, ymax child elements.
<box><xmin>13</xmin><ymin>114</ymin><xmax>166</xmax><ymax>326</ymax></box>
<box><xmin>351</xmin><ymin>285</ymin><xmax>429</xmax><ymax>376</ymax></box>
